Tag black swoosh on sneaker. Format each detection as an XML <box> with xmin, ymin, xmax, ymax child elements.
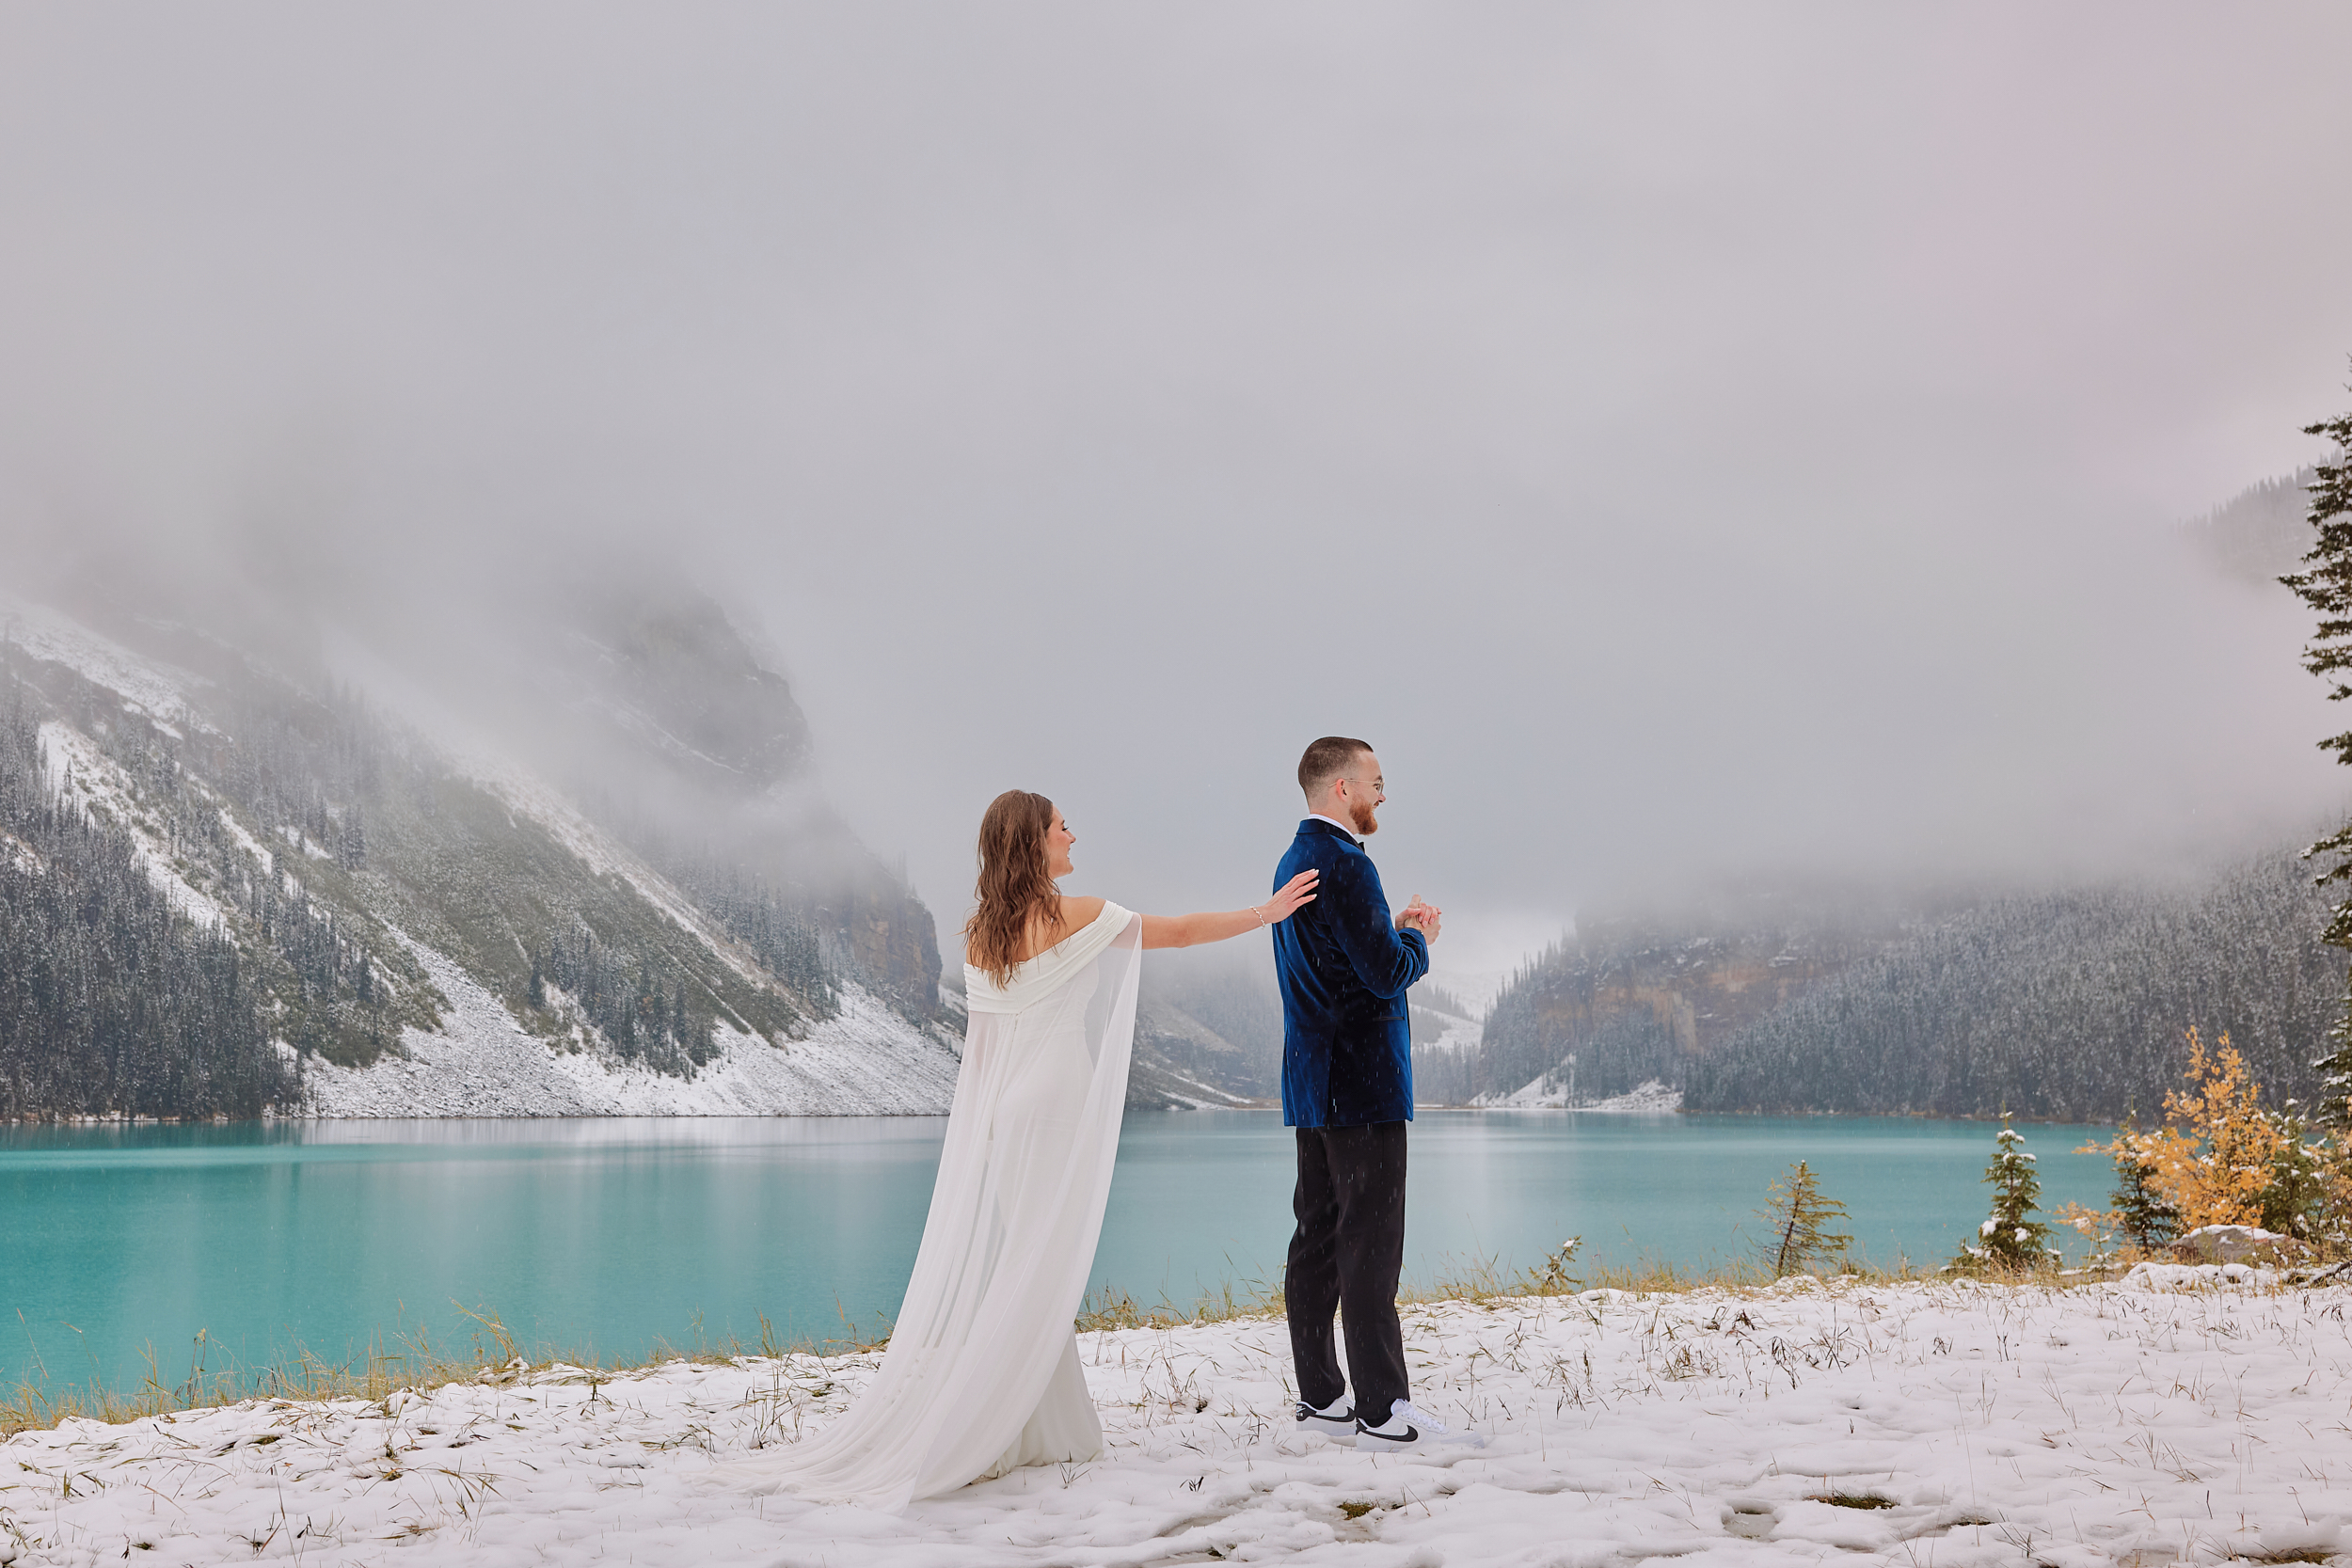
<box><xmin>1359</xmin><ymin>1423</ymin><xmax>1419</xmax><ymax>1446</ymax></box>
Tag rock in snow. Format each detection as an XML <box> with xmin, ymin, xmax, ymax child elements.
<box><xmin>2122</xmin><ymin>1259</ymin><xmax>2281</xmax><ymax>1291</ymax></box>
<box><xmin>2173</xmin><ymin>1223</ymin><xmax>2293</xmax><ymax>1263</ymax></box>
<box><xmin>6</xmin><ymin>1275</ymin><xmax>2348</xmax><ymax>1564</ymax></box>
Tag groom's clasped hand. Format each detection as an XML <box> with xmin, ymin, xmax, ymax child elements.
<box><xmin>1395</xmin><ymin>895</ymin><xmax>1441</xmax><ymax>940</ymax></box>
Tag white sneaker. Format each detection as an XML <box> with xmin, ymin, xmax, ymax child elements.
<box><xmin>1354</xmin><ymin>1399</ymin><xmax>1486</xmax><ymax>1452</ymax></box>
<box><xmin>1295</xmin><ymin>1398</ymin><xmax>1356</xmax><ymax>1435</ymax></box>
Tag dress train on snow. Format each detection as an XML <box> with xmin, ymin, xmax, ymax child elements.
<box><xmin>726</xmin><ymin>901</ymin><xmax>1142</xmax><ymax>1511</ymax></box>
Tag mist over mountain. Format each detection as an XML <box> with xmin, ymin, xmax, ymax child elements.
<box><xmin>7</xmin><ymin>471</ymin><xmax>2350</xmax><ymax>1123</ymax></box>
<box><xmin>0</xmin><ymin>569</ymin><xmax>961</xmax><ymax>1118</ymax></box>
<box><xmin>4</xmin><ymin>7</ymin><xmax>2350</xmax><ymax>958</ymax></box>
<box><xmin>2185</xmin><ymin>470</ymin><xmax>2323</xmax><ymax>589</ymax></box>
<box><xmin>1415</xmin><ymin>839</ymin><xmax>2341</xmax><ymax>1122</ymax></box>
<box><xmin>1681</xmin><ymin>847</ymin><xmax>2339</xmax><ymax>1119</ymax></box>
<box><xmin>3</xmin><ymin>9</ymin><xmax>2352</xmax><ymax>1121</ymax></box>
<box><xmin>1413</xmin><ymin>887</ymin><xmax>1938</xmax><ymax>1110</ymax></box>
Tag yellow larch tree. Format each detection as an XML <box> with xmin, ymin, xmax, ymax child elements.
<box><xmin>2110</xmin><ymin>1029</ymin><xmax>2283</xmax><ymax>1231</ymax></box>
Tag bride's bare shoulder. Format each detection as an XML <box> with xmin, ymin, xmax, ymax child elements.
<box><xmin>964</xmin><ymin>896</ymin><xmax>1112</xmax><ymax>969</ymax></box>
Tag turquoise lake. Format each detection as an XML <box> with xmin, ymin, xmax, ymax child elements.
<box><xmin>1</xmin><ymin>1111</ymin><xmax>2118</xmax><ymax>1400</ymax></box>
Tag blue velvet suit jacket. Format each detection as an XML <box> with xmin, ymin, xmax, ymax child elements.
<box><xmin>1273</xmin><ymin>818</ymin><xmax>1429</xmax><ymax>1128</ymax></box>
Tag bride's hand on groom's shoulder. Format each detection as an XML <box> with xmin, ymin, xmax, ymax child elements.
<box><xmin>1148</xmin><ymin>873</ymin><xmax>1316</xmax><ymax>949</ymax></box>
<box><xmin>1265</xmin><ymin>869</ymin><xmax>1318</xmax><ymax>924</ymax></box>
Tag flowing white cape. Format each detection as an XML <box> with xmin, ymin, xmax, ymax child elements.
<box><xmin>740</xmin><ymin>902</ymin><xmax>1142</xmax><ymax>1511</ymax></box>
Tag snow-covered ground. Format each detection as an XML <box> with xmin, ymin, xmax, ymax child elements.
<box><xmin>1422</xmin><ymin>967</ymin><xmax>1511</xmax><ymax>1022</ymax></box>
<box><xmin>8</xmin><ymin>1274</ymin><xmax>2348</xmax><ymax>1566</ymax></box>
<box><xmin>1415</xmin><ymin>1015</ymin><xmax>1483</xmax><ymax>1058</ymax></box>
<box><xmin>1568</xmin><ymin>1080</ymin><xmax>1684</xmax><ymax>1114</ymax></box>
<box><xmin>1479</xmin><ymin>1075</ymin><xmax>1686</xmax><ymax>1113</ymax></box>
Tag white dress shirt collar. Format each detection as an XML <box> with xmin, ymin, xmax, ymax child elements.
<box><xmin>1305</xmin><ymin>812</ymin><xmax>1361</xmax><ymax>844</ymax></box>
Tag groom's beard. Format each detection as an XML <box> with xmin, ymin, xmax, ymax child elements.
<box><xmin>1348</xmin><ymin>800</ymin><xmax>1378</xmax><ymax>836</ymax></box>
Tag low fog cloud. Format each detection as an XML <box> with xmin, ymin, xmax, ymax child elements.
<box><xmin>5</xmin><ymin>5</ymin><xmax>2352</xmax><ymax>973</ymax></box>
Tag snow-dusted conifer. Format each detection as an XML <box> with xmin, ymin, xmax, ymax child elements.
<box><xmin>2104</xmin><ymin>1112</ymin><xmax>2179</xmax><ymax>1251</ymax></box>
<box><xmin>1954</xmin><ymin>1116</ymin><xmax>2053</xmax><ymax>1272</ymax></box>
<box><xmin>2261</xmin><ymin>1101</ymin><xmax>2333</xmax><ymax>1240</ymax></box>
<box><xmin>2280</xmin><ymin>386</ymin><xmax>2352</xmax><ymax>1122</ymax></box>
<box><xmin>1755</xmin><ymin>1161</ymin><xmax>1853</xmax><ymax>1278</ymax></box>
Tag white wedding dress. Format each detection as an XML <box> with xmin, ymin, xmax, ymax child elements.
<box><xmin>741</xmin><ymin>901</ymin><xmax>1142</xmax><ymax>1512</ymax></box>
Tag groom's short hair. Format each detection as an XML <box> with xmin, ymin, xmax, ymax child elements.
<box><xmin>1298</xmin><ymin>736</ymin><xmax>1374</xmax><ymax>797</ymax></box>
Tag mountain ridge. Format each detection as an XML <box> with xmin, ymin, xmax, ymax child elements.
<box><xmin>1420</xmin><ymin>849</ymin><xmax>2341</xmax><ymax>1121</ymax></box>
<box><xmin>0</xmin><ymin>590</ymin><xmax>963</xmax><ymax>1119</ymax></box>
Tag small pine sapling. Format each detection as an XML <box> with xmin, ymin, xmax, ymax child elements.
<box><xmin>2322</xmin><ymin>1140</ymin><xmax>2352</xmax><ymax>1250</ymax></box>
<box><xmin>2053</xmin><ymin>1198</ymin><xmax>2122</xmax><ymax>1272</ymax></box>
<box><xmin>1755</xmin><ymin>1161</ymin><xmax>1854</xmax><ymax>1278</ymax></box>
<box><xmin>1529</xmin><ymin>1237</ymin><xmax>1583</xmax><ymax>1293</ymax></box>
<box><xmin>2261</xmin><ymin>1101</ymin><xmax>2334</xmax><ymax>1241</ymax></box>
<box><xmin>2078</xmin><ymin>1110</ymin><xmax>2181</xmax><ymax>1256</ymax></box>
<box><xmin>1953</xmin><ymin>1116</ymin><xmax>2054</xmax><ymax>1273</ymax></box>
<box><xmin>2110</xmin><ymin>1138</ymin><xmax>2180</xmax><ymax>1252</ymax></box>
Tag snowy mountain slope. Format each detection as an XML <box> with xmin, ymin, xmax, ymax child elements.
<box><xmin>3</xmin><ymin>595</ymin><xmax>962</xmax><ymax>1118</ymax></box>
<box><xmin>1684</xmin><ymin>857</ymin><xmax>2340</xmax><ymax>1118</ymax></box>
<box><xmin>2</xmin><ymin>594</ymin><xmax>214</xmax><ymax>733</ymax></box>
<box><xmin>39</xmin><ymin>720</ymin><xmax>232</xmax><ymax>931</ymax></box>
<box><xmin>310</xmin><ymin>630</ymin><xmax>777</xmax><ymax>993</ymax></box>
<box><xmin>1422</xmin><ymin>964</ymin><xmax>1509</xmax><ymax>1020</ymax></box>
<box><xmin>306</xmin><ymin>934</ymin><xmax>959</xmax><ymax>1116</ymax></box>
<box><xmin>1126</xmin><ymin>995</ymin><xmax>1258</xmax><ymax>1110</ymax></box>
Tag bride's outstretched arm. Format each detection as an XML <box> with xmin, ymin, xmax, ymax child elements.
<box><xmin>1138</xmin><ymin>870</ymin><xmax>1318</xmax><ymax>950</ymax></box>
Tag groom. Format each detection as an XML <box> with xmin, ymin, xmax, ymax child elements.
<box><xmin>1272</xmin><ymin>737</ymin><xmax>1465</xmax><ymax>1451</ymax></box>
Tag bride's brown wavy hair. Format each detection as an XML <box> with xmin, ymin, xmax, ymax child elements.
<box><xmin>963</xmin><ymin>789</ymin><xmax>1062</xmax><ymax>987</ymax></box>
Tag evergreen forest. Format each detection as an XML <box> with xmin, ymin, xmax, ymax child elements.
<box><xmin>0</xmin><ymin>684</ymin><xmax>296</xmax><ymax>1117</ymax></box>
<box><xmin>1420</xmin><ymin>848</ymin><xmax>2341</xmax><ymax>1120</ymax></box>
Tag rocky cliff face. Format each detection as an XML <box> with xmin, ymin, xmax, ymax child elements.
<box><xmin>548</xmin><ymin>584</ymin><xmax>815</xmax><ymax>797</ymax></box>
<box><xmin>527</xmin><ymin>583</ymin><xmax>943</xmax><ymax>1020</ymax></box>
<box><xmin>1415</xmin><ymin>904</ymin><xmax>1925</xmax><ymax>1107</ymax></box>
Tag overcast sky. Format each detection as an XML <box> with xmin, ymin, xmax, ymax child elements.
<box><xmin>5</xmin><ymin>6</ymin><xmax>2352</xmax><ymax>974</ymax></box>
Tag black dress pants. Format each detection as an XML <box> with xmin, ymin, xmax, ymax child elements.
<box><xmin>1287</xmin><ymin>1120</ymin><xmax>1408</xmax><ymax>1420</ymax></box>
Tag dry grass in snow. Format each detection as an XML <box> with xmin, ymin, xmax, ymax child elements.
<box><xmin>5</xmin><ymin>1275</ymin><xmax>2350</xmax><ymax>1566</ymax></box>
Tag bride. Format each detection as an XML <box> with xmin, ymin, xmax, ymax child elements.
<box><xmin>743</xmin><ymin>788</ymin><xmax>1317</xmax><ymax>1511</ymax></box>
